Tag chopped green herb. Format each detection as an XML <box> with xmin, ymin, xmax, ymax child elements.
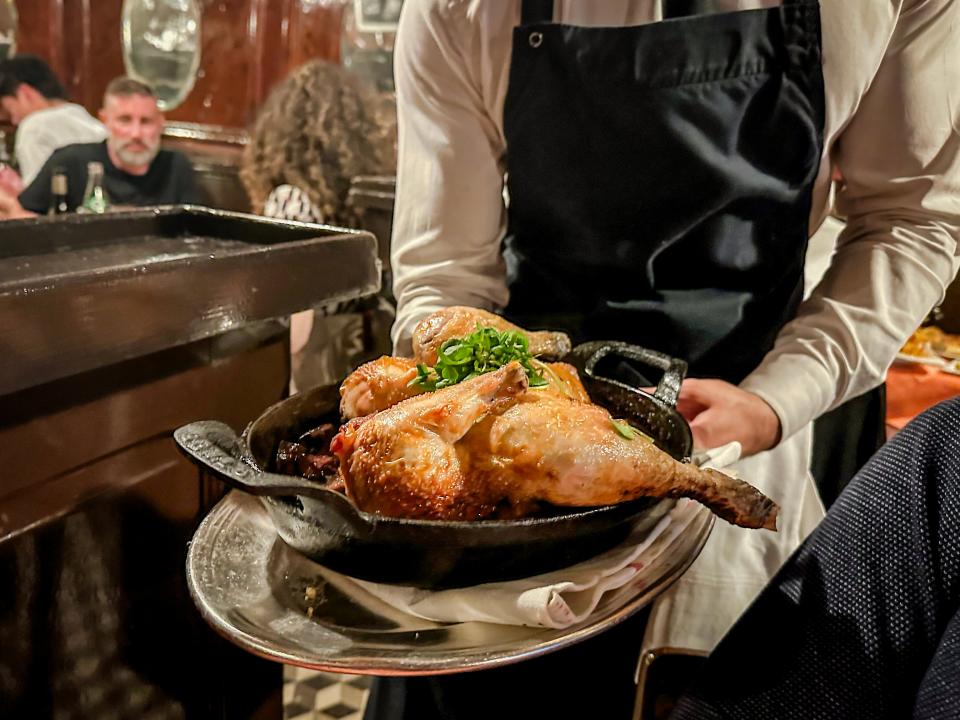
<box><xmin>407</xmin><ymin>324</ymin><xmax>549</xmax><ymax>391</ymax></box>
<box><xmin>611</xmin><ymin>419</ymin><xmax>637</xmax><ymax>440</ymax></box>
<box><xmin>610</xmin><ymin>419</ymin><xmax>653</xmax><ymax>442</ymax></box>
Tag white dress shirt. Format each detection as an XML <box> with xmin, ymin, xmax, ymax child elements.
<box><xmin>388</xmin><ymin>0</ymin><xmax>960</xmax><ymax>655</ymax></box>
<box><xmin>390</xmin><ymin>0</ymin><xmax>960</xmax><ymax>444</ymax></box>
<box><xmin>15</xmin><ymin>103</ymin><xmax>106</xmax><ymax>185</ymax></box>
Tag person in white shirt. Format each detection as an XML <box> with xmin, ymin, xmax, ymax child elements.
<box><xmin>0</xmin><ymin>54</ymin><xmax>106</xmax><ymax>188</ymax></box>
<box><xmin>371</xmin><ymin>1</ymin><xmax>960</xmax><ymax>718</ymax></box>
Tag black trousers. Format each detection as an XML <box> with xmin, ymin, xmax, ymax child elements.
<box><xmin>672</xmin><ymin>396</ymin><xmax>960</xmax><ymax>719</ymax></box>
<box><xmin>811</xmin><ymin>384</ymin><xmax>887</xmax><ymax>508</ymax></box>
<box><xmin>363</xmin><ymin>606</ymin><xmax>650</xmax><ymax>720</ymax></box>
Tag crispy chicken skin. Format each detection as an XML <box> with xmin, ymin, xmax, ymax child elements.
<box><xmin>412</xmin><ymin>306</ymin><xmax>572</xmax><ymax>365</ymax></box>
<box><xmin>331</xmin><ymin>363</ymin><xmax>778</xmax><ymax>529</ymax></box>
<box><xmin>339</xmin><ymin>357</ymin><xmax>590</xmax><ymax>419</ymax></box>
<box><xmin>465</xmin><ymin>392</ymin><xmax>778</xmax><ymax>530</ymax></box>
<box><xmin>538</xmin><ymin>361</ymin><xmax>592</xmax><ymax>404</ymax></box>
<box><xmin>339</xmin><ymin>306</ymin><xmax>582</xmax><ymax>419</ymax></box>
<box><xmin>332</xmin><ymin>362</ymin><xmax>532</xmax><ymax>520</ymax></box>
<box><xmin>339</xmin><ymin>356</ymin><xmax>423</xmax><ymax>419</ymax></box>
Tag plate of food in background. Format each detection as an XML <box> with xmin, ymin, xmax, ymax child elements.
<box><xmin>897</xmin><ymin>326</ymin><xmax>950</xmax><ymax>367</ymax></box>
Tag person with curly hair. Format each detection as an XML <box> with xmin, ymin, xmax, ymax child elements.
<box><xmin>241</xmin><ymin>59</ymin><xmax>397</xmax><ymax>393</ymax></box>
<box><xmin>241</xmin><ymin>58</ymin><xmax>396</xmax><ymax>228</ymax></box>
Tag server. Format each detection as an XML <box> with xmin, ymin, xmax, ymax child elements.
<box><xmin>372</xmin><ymin>0</ymin><xmax>960</xmax><ymax>717</ymax></box>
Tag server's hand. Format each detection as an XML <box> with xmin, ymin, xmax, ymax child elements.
<box><xmin>676</xmin><ymin>378</ymin><xmax>782</xmax><ymax>457</ymax></box>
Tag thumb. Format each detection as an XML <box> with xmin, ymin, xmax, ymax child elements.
<box><xmin>676</xmin><ymin>378</ymin><xmax>715</xmax><ymax>419</ymax></box>
<box><xmin>688</xmin><ymin>408</ymin><xmax>720</xmax><ymax>451</ymax></box>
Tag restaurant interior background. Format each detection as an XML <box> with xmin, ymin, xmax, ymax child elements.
<box><xmin>5</xmin><ymin>0</ymin><xmax>397</xmax><ymax>216</ymax></box>
<box><xmin>2</xmin><ymin>1</ymin><xmax>960</xmax><ymax>719</ymax></box>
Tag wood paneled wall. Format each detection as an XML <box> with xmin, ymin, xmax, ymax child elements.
<box><xmin>13</xmin><ymin>0</ymin><xmax>345</xmax><ymax>130</ymax></box>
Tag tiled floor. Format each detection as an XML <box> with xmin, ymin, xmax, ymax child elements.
<box><xmin>283</xmin><ymin>666</ymin><xmax>371</xmax><ymax>720</ymax></box>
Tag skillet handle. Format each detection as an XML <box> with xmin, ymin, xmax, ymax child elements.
<box><xmin>581</xmin><ymin>342</ymin><xmax>688</xmax><ymax>407</ymax></box>
<box><xmin>173</xmin><ymin>420</ymin><xmax>338</xmax><ymax>501</ymax></box>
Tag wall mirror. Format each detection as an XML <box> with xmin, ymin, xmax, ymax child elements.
<box><xmin>121</xmin><ymin>0</ymin><xmax>201</xmax><ymax>111</ymax></box>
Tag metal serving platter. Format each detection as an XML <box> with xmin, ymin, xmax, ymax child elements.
<box><xmin>186</xmin><ymin>491</ymin><xmax>714</xmax><ymax>675</ymax></box>
<box><xmin>0</xmin><ymin>205</ymin><xmax>380</xmax><ymax>395</ymax></box>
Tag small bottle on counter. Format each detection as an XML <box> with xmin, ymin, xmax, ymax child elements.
<box><xmin>79</xmin><ymin>161</ymin><xmax>109</xmax><ymax>214</ymax></box>
<box><xmin>48</xmin><ymin>168</ymin><xmax>70</xmax><ymax>215</ymax></box>
<box><xmin>0</xmin><ymin>130</ymin><xmax>12</xmax><ymax>171</ymax></box>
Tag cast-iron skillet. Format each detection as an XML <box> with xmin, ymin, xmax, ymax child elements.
<box><xmin>174</xmin><ymin>341</ymin><xmax>694</xmax><ymax>589</ymax></box>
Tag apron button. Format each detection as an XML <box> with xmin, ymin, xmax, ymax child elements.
<box><xmin>529</xmin><ymin>31</ymin><xmax>543</xmax><ymax>48</ymax></box>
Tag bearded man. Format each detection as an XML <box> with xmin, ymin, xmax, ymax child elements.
<box><xmin>2</xmin><ymin>77</ymin><xmax>200</xmax><ymax>217</ymax></box>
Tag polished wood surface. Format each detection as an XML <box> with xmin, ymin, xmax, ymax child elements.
<box><xmin>13</xmin><ymin>0</ymin><xmax>345</xmax><ymax>129</ymax></box>
<box><xmin>0</xmin><ymin>336</ymin><xmax>288</xmax><ymax>718</ymax></box>
<box><xmin>287</xmin><ymin>0</ymin><xmax>345</xmax><ymax>73</ymax></box>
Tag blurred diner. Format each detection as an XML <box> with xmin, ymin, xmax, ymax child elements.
<box><xmin>0</xmin><ymin>54</ymin><xmax>105</xmax><ymax>188</ymax></box>
<box><xmin>240</xmin><ymin>58</ymin><xmax>397</xmax><ymax>393</ymax></box>
<box><xmin>0</xmin><ymin>76</ymin><xmax>199</xmax><ymax>218</ymax></box>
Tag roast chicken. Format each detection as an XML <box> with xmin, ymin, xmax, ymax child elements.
<box><xmin>332</xmin><ymin>361</ymin><xmax>778</xmax><ymax>530</ymax></box>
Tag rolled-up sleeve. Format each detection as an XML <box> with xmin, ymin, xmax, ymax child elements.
<box><xmin>390</xmin><ymin>0</ymin><xmax>511</xmax><ymax>355</ymax></box>
<box><xmin>742</xmin><ymin>0</ymin><xmax>960</xmax><ymax>440</ymax></box>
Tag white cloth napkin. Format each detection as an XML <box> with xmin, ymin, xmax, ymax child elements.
<box><xmin>322</xmin><ymin>441</ymin><xmax>742</xmax><ymax>629</ymax></box>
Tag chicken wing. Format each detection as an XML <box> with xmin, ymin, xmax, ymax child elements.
<box><xmin>340</xmin><ymin>356</ymin><xmax>423</xmax><ymax>419</ymax></box>
<box><xmin>412</xmin><ymin>306</ymin><xmax>572</xmax><ymax>365</ymax></box>
<box><xmin>331</xmin><ymin>363</ymin><xmax>778</xmax><ymax>529</ymax></box>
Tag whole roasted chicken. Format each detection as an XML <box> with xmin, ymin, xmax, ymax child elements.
<box><xmin>332</xmin><ymin>356</ymin><xmax>778</xmax><ymax>530</ymax></box>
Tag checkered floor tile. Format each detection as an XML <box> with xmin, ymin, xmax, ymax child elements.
<box><xmin>283</xmin><ymin>666</ymin><xmax>371</xmax><ymax>720</ymax></box>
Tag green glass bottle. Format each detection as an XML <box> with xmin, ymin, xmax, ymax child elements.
<box><xmin>79</xmin><ymin>161</ymin><xmax>109</xmax><ymax>214</ymax></box>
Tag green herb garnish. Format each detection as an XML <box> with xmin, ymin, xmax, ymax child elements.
<box><xmin>610</xmin><ymin>419</ymin><xmax>653</xmax><ymax>442</ymax></box>
<box><xmin>610</xmin><ymin>419</ymin><xmax>637</xmax><ymax>440</ymax></box>
<box><xmin>408</xmin><ymin>325</ymin><xmax>549</xmax><ymax>391</ymax></box>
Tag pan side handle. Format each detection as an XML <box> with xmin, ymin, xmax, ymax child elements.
<box><xmin>173</xmin><ymin>420</ymin><xmax>338</xmax><ymax>500</ymax></box>
<box><xmin>580</xmin><ymin>342</ymin><xmax>687</xmax><ymax>407</ymax></box>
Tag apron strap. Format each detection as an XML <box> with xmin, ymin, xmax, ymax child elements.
<box><xmin>664</xmin><ymin>0</ymin><xmax>809</xmax><ymax>15</ymax></box>
<box><xmin>525</xmin><ymin>0</ymin><xmax>809</xmax><ymax>24</ymax></box>
<box><xmin>521</xmin><ymin>0</ymin><xmax>553</xmax><ymax>24</ymax></box>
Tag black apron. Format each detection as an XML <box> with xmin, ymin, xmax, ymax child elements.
<box><xmin>503</xmin><ymin>0</ymin><xmax>824</xmax><ymax>384</ymax></box>
<box><xmin>366</xmin><ymin>2</ymin><xmax>826</xmax><ymax>718</ymax></box>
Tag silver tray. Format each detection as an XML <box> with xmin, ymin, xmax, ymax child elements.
<box><xmin>186</xmin><ymin>491</ymin><xmax>714</xmax><ymax>676</ymax></box>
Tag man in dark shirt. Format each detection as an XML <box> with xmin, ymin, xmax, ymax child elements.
<box><xmin>0</xmin><ymin>76</ymin><xmax>200</xmax><ymax>217</ymax></box>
